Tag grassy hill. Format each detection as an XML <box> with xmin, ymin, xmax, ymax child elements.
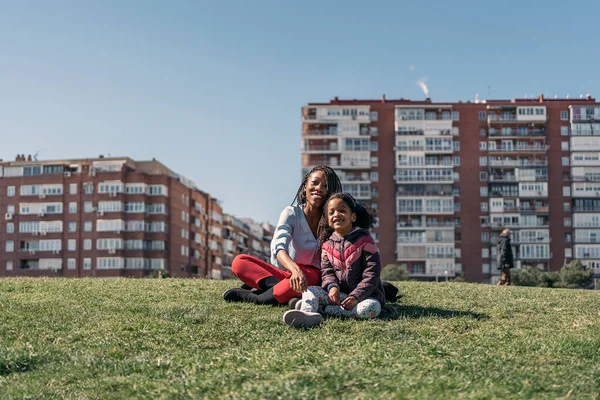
<box><xmin>1</xmin><ymin>278</ymin><xmax>599</xmax><ymax>399</ymax></box>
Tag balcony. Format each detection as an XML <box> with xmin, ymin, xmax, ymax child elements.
<box><xmin>397</xmin><ymin>221</ymin><xmax>454</xmax><ymax>229</ymax></box>
<box><xmin>488</xmin><ymin>159</ymin><xmax>548</xmax><ymax>167</ymax></box>
<box><xmin>302</xmin><ymin>143</ymin><xmax>340</xmax><ymax>153</ymax></box>
<box><xmin>489</xmin><ymin>191</ymin><xmax>519</xmax><ymax>198</ymax></box>
<box><xmin>396</xmin><ymin>190</ymin><xmax>453</xmax><ymax>197</ymax></box>
<box><xmin>396</xmin><ymin>145</ymin><xmax>425</xmax><ymax>152</ymax></box>
<box><xmin>572</xmin><ymin>176</ymin><xmax>600</xmax><ymax>182</ymax></box>
<box><xmin>572</xmin><ymin>207</ymin><xmax>600</xmax><ymax>213</ymax></box>
<box><xmin>425</xmin><ymin>146</ymin><xmax>453</xmax><ymax>153</ymax></box>
<box><xmin>489</xmin><ymin>175</ymin><xmax>517</xmax><ymax>182</ymax></box>
<box><xmin>488</xmin><ymin>129</ymin><xmax>546</xmax><ymax>138</ymax></box>
<box><xmin>488</xmin><ymin>115</ymin><xmax>517</xmax><ymax>123</ymax></box>
<box><xmin>570</xmin><ymin>130</ymin><xmax>600</xmax><ymax>136</ymax></box>
<box><xmin>396</xmin><ymin>129</ymin><xmax>424</xmax><ymax>136</ymax></box>
<box><xmin>396</xmin><ymin>176</ymin><xmax>454</xmax><ymax>183</ymax></box>
<box><xmin>520</xmin><ymin>206</ymin><xmax>550</xmax><ymax>213</ymax></box>
<box><xmin>303</xmin><ymin>129</ymin><xmax>338</xmax><ymax>137</ymax></box>
<box><xmin>488</xmin><ymin>145</ymin><xmax>549</xmax><ymax>153</ymax></box>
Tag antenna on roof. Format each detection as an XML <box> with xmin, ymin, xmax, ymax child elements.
<box><xmin>33</xmin><ymin>150</ymin><xmax>41</xmax><ymax>161</ymax></box>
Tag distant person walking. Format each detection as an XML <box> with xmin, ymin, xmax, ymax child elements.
<box><xmin>496</xmin><ymin>229</ymin><xmax>514</xmax><ymax>285</ymax></box>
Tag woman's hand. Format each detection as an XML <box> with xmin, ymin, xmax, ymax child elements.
<box><xmin>341</xmin><ymin>296</ymin><xmax>359</xmax><ymax>310</ymax></box>
<box><xmin>328</xmin><ymin>287</ymin><xmax>341</xmax><ymax>305</ymax></box>
<box><xmin>290</xmin><ymin>270</ymin><xmax>307</xmax><ymax>293</ymax></box>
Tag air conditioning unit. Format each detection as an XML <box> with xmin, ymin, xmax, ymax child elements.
<box><xmin>89</xmin><ymin>168</ymin><xmax>96</xmax><ymax>176</ymax></box>
<box><xmin>33</xmin><ymin>231</ymin><xmax>39</xmax><ymax>236</ymax></box>
<box><xmin>40</xmin><ymin>231</ymin><xmax>47</xmax><ymax>236</ymax></box>
<box><xmin>64</xmin><ymin>171</ymin><xmax>71</xmax><ymax>177</ymax></box>
<box><xmin>110</xmin><ymin>192</ymin><xmax>118</xmax><ymax>197</ymax></box>
<box><xmin>53</xmin><ymin>250</ymin><xmax>60</xmax><ymax>254</ymax></box>
<box><xmin>97</xmin><ymin>210</ymin><xmax>104</xmax><ymax>216</ymax></box>
<box><xmin>5</xmin><ymin>213</ymin><xmax>12</xmax><ymax>220</ymax></box>
<box><xmin>29</xmin><ymin>250</ymin><xmax>36</xmax><ymax>255</ymax></box>
<box><xmin>108</xmin><ymin>249</ymin><xmax>116</xmax><ymax>254</ymax></box>
<box><xmin>116</xmin><ymin>230</ymin><xmax>121</xmax><ymax>234</ymax></box>
<box><xmin>38</xmin><ymin>212</ymin><xmax>45</xmax><ymax>217</ymax></box>
<box><xmin>39</xmin><ymin>194</ymin><xmax>46</xmax><ymax>199</ymax></box>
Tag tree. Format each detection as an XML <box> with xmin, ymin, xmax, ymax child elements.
<box><xmin>381</xmin><ymin>264</ymin><xmax>410</xmax><ymax>281</ymax></box>
<box><xmin>553</xmin><ymin>260</ymin><xmax>593</xmax><ymax>289</ymax></box>
<box><xmin>511</xmin><ymin>266</ymin><xmax>544</xmax><ymax>287</ymax></box>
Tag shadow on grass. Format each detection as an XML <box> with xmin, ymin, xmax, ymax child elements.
<box><xmin>380</xmin><ymin>304</ymin><xmax>489</xmax><ymax>320</ymax></box>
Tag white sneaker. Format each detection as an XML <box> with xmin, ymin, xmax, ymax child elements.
<box><xmin>283</xmin><ymin>310</ymin><xmax>322</xmax><ymax>328</ymax></box>
<box><xmin>295</xmin><ymin>300</ymin><xmax>303</xmax><ymax>310</ymax></box>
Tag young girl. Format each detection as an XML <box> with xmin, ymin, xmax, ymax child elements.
<box><xmin>283</xmin><ymin>192</ymin><xmax>385</xmax><ymax>328</ymax></box>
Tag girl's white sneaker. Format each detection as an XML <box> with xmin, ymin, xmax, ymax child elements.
<box><xmin>282</xmin><ymin>310</ymin><xmax>322</xmax><ymax>328</ymax></box>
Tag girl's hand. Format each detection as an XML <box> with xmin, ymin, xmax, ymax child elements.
<box><xmin>290</xmin><ymin>270</ymin><xmax>307</xmax><ymax>293</ymax></box>
<box><xmin>328</xmin><ymin>287</ymin><xmax>341</xmax><ymax>305</ymax></box>
<box><xmin>341</xmin><ymin>296</ymin><xmax>359</xmax><ymax>310</ymax></box>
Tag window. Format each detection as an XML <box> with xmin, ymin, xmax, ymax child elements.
<box><xmin>451</xmin><ymin>156</ymin><xmax>459</xmax><ymax>166</ymax></box>
<box><xmin>84</xmin><ymin>183</ymin><xmax>94</xmax><ymax>194</ymax></box>
<box><xmin>84</xmin><ymin>202</ymin><xmax>94</xmax><ymax>213</ymax></box>
<box><xmin>482</xmin><ymin>248</ymin><xmax>490</xmax><ymax>258</ymax></box>
<box><xmin>560</xmin><ymin>126</ymin><xmax>569</xmax><ymax>136</ymax></box>
<box><xmin>84</xmin><ymin>221</ymin><xmax>93</xmax><ymax>232</ymax></box>
<box><xmin>370</xmin><ymin>172</ymin><xmax>379</xmax><ymax>182</ymax></box>
<box><xmin>561</xmin><ymin>141</ymin><xmax>569</xmax><ymax>151</ymax></box>
<box><xmin>69</xmin><ymin>183</ymin><xmax>78</xmax><ymax>195</ymax></box>
<box><xmin>5</xmin><ymin>222</ymin><xmax>14</xmax><ymax>234</ymax></box>
<box><xmin>560</xmin><ymin>111</ymin><xmax>568</xmax><ymax>121</ymax></box>
<box><xmin>453</xmin><ymin>141</ymin><xmax>460</xmax><ymax>151</ymax></box>
<box><xmin>371</xmin><ymin>203</ymin><xmax>378</xmax><ymax>209</ymax></box>
<box><xmin>68</xmin><ymin>259</ymin><xmax>76</xmax><ymax>270</ymax></box>
<box><xmin>480</xmin><ymin>128</ymin><xmax>487</xmax><ymax>137</ymax></box>
<box><xmin>84</xmin><ymin>239</ymin><xmax>92</xmax><ymax>250</ymax></box>
<box><xmin>5</xmin><ymin>240</ymin><xmax>14</xmax><ymax>252</ymax></box>
<box><xmin>480</xmin><ymin>171</ymin><xmax>488</xmax><ymax>181</ymax></box>
<box><xmin>7</xmin><ymin>205</ymin><xmax>15</xmax><ymax>215</ymax></box>
<box><xmin>370</xmin><ymin>111</ymin><xmax>378</xmax><ymax>121</ymax></box>
<box><xmin>479</xmin><ymin>157</ymin><xmax>488</xmax><ymax>167</ymax></box>
<box><xmin>481</xmin><ymin>216</ymin><xmax>489</xmax><ymax>227</ymax></box>
<box><xmin>454</xmin><ymin>172</ymin><xmax>460</xmax><ymax>182</ymax></box>
<box><xmin>565</xmin><ymin>248</ymin><xmax>572</xmax><ymax>258</ymax></box>
<box><xmin>181</xmin><ymin>228</ymin><xmax>186</xmax><ymax>238</ymax></box>
<box><xmin>479</xmin><ymin>141</ymin><xmax>487</xmax><ymax>151</ymax></box>
<box><xmin>482</xmin><ymin>263</ymin><xmax>490</xmax><ymax>274</ymax></box>
<box><xmin>370</xmin><ymin>156</ymin><xmax>379</xmax><ymax>167</ymax></box>
<box><xmin>563</xmin><ymin>202</ymin><xmax>571</xmax><ymax>212</ymax></box>
<box><xmin>83</xmin><ymin>258</ymin><xmax>92</xmax><ymax>270</ymax></box>
<box><xmin>454</xmin><ymin>217</ymin><xmax>461</xmax><ymax>227</ymax></box>
<box><xmin>452</xmin><ymin>127</ymin><xmax>459</xmax><ymax>136</ymax></box>
<box><xmin>370</xmin><ymin>141</ymin><xmax>379</xmax><ymax>151</ymax></box>
<box><xmin>563</xmin><ymin>186</ymin><xmax>571</xmax><ymax>196</ymax></box>
<box><xmin>69</xmin><ymin>222</ymin><xmax>77</xmax><ymax>232</ymax></box>
<box><xmin>7</xmin><ymin>186</ymin><xmax>15</xmax><ymax>197</ymax></box>
<box><xmin>455</xmin><ymin>248</ymin><xmax>461</xmax><ymax>258</ymax></box>
<box><xmin>6</xmin><ymin>260</ymin><xmax>13</xmax><ymax>271</ymax></box>
<box><xmin>481</xmin><ymin>202</ymin><xmax>489</xmax><ymax>212</ymax></box>
<box><xmin>454</xmin><ymin>202</ymin><xmax>461</xmax><ymax>212</ymax></box>
<box><xmin>181</xmin><ymin>211</ymin><xmax>185</xmax><ymax>221</ymax></box>
<box><xmin>481</xmin><ymin>232</ymin><xmax>489</xmax><ymax>242</ymax></box>
<box><xmin>371</xmin><ymin>187</ymin><xmax>379</xmax><ymax>197</ymax></box>
<box><xmin>452</xmin><ymin>111</ymin><xmax>460</xmax><ymax>121</ymax></box>
<box><xmin>479</xmin><ymin>111</ymin><xmax>486</xmax><ymax>120</ymax></box>
<box><xmin>564</xmin><ymin>217</ymin><xmax>572</xmax><ymax>227</ymax></box>
<box><xmin>562</xmin><ymin>157</ymin><xmax>569</xmax><ymax>166</ymax></box>
<box><xmin>564</xmin><ymin>233</ymin><xmax>572</xmax><ymax>243</ymax></box>
<box><xmin>69</xmin><ymin>202</ymin><xmax>77</xmax><ymax>214</ymax></box>
<box><xmin>453</xmin><ymin>187</ymin><xmax>460</xmax><ymax>196</ymax></box>
<box><xmin>480</xmin><ymin>186</ymin><xmax>488</xmax><ymax>196</ymax></box>
<box><xmin>68</xmin><ymin>239</ymin><xmax>76</xmax><ymax>251</ymax></box>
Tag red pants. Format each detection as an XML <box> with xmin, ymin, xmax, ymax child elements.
<box><xmin>231</xmin><ymin>254</ymin><xmax>321</xmax><ymax>304</ymax></box>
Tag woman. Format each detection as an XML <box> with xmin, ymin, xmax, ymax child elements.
<box><xmin>223</xmin><ymin>165</ymin><xmax>343</xmax><ymax>305</ymax></box>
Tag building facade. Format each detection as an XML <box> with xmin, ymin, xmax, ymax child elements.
<box><xmin>222</xmin><ymin>215</ymin><xmax>273</xmax><ymax>279</ymax></box>
<box><xmin>0</xmin><ymin>157</ymin><xmax>224</xmax><ymax>279</ymax></box>
<box><xmin>302</xmin><ymin>95</ymin><xmax>600</xmax><ymax>283</ymax></box>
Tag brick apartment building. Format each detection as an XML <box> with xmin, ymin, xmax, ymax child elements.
<box><xmin>302</xmin><ymin>95</ymin><xmax>600</xmax><ymax>283</ymax></box>
<box><xmin>222</xmin><ymin>215</ymin><xmax>274</xmax><ymax>279</ymax></box>
<box><xmin>0</xmin><ymin>156</ymin><xmax>225</xmax><ymax>279</ymax></box>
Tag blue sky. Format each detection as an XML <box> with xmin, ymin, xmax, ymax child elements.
<box><xmin>1</xmin><ymin>0</ymin><xmax>599</xmax><ymax>223</ymax></box>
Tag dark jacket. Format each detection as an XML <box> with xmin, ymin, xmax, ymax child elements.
<box><xmin>496</xmin><ymin>235</ymin><xmax>514</xmax><ymax>270</ymax></box>
<box><xmin>320</xmin><ymin>228</ymin><xmax>386</xmax><ymax>305</ymax></box>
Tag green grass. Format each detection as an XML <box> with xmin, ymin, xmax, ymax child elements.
<box><xmin>1</xmin><ymin>278</ymin><xmax>599</xmax><ymax>399</ymax></box>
